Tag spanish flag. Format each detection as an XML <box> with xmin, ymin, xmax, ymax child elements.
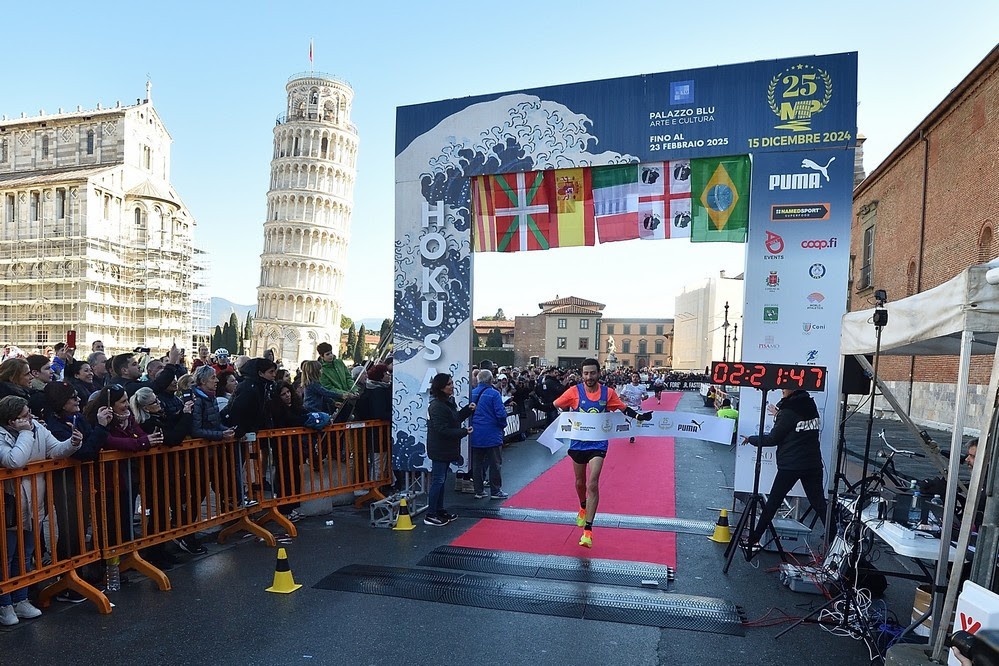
<box><xmin>543</xmin><ymin>167</ymin><xmax>595</xmax><ymax>248</ymax></box>
<box><xmin>690</xmin><ymin>156</ymin><xmax>751</xmax><ymax>243</ymax></box>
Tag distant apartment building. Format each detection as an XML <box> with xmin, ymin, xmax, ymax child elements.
<box><xmin>513</xmin><ymin>296</ymin><xmax>604</xmax><ymax>369</ymax></box>
<box><xmin>599</xmin><ymin>318</ymin><xmax>674</xmax><ymax>369</ymax></box>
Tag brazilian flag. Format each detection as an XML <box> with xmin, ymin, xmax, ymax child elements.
<box><xmin>690</xmin><ymin>156</ymin><xmax>751</xmax><ymax>243</ymax></box>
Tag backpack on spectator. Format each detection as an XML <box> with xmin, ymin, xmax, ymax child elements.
<box><xmin>304</xmin><ymin>412</ymin><xmax>331</xmax><ymax>430</ymax></box>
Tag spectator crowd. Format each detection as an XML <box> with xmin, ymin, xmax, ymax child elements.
<box><xmin>0</xmin><ymin>338</ymin><xmax>392</xmax><ymax>625</ymax></box>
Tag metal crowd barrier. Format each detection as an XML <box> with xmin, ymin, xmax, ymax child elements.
<box><xmin>220</xmin><ymin>419</ymin><xmax>392</xmax><ymax>543</ymax></box>
<box><xmin>0</xmin><ymin>459</ymin><xmax>107</xmax><ymax>611</ymax></box>
<box><xmin>0</xmin><ymin>419</ymin><xmax>391</xmax><ymax>615</ymax></box>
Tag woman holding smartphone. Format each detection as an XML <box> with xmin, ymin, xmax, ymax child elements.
<box><xmin>130</xmin><ymin>387</ymin><xmax>194</xmax><ymax>568</ymax></box>
<box><xmin>43</xmin><ymin>381</ymin><xmax>111</xmax><ymax>600</ymax></box>
<box><xmin>83</xmin><ymin>386</ymin><xmax>163</xmax><ymax>547</ymax></box>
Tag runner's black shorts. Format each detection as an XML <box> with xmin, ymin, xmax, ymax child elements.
<box><xmin>567</xmin><ymin>449</ymin><xmax>607</xmax><ymax>465</ymax></box>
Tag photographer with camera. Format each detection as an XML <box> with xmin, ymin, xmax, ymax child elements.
<box><xmin>110</xmin><ymin>344</ymin><xmax>183</xmax><ymax>397</ymax></box>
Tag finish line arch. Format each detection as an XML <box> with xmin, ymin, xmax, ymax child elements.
<box><xmin>393</xmin><ymin>53</ymin><xmax>857</xmax><ymax>496</ymax></box>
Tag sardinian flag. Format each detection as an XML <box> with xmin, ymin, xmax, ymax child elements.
<box><xmin>637</xmin><ymin>161</ymin><xmax>692</xmax><ymax>239</ymax></box>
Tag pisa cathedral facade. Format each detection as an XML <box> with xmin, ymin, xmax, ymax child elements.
<box><xmin>0</xmin><ymin>85</ymin><xmax>208</xmax><ymax>353</ymax></box>
<box><xmin>251</xmin><ymin>73</ymin><xmax>358</xmax><ymax>367</ymax></box>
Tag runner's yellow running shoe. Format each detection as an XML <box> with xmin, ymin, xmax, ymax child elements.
<box><xmin>578</xmin><ymin>529</ymin><xmax>593</xmax><ymax>548</ymax></box>
<box><xmin>576</xmin><ymin>509</ymin><xmax>586</xmax><ymax>528</ymax></box>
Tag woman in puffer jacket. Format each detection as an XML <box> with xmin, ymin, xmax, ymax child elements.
<box><xmin>0</xmin><ymin>395</ymin><xmax>81</xmax><ymax>625</ymax></box>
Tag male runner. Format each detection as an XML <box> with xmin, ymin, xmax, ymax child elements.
<box><xmin>652</xmin><ymin>374</ymin><xmax>666</xmax><ymax>403</ymax></box>
<box><xmin>617</xmin><ymin>373</ymin><xmax>649</xmax><ymax>443</ymax></box>
<box><xmin>553</xmin><ymin>359</ymin><xmax>652</xmax><ymax>548</ymax></box>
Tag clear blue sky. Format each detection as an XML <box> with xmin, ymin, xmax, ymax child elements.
<box><xmin>5</xmin><ymin>2</ymin><xmax>996</xmax><ymax>321</ymax></box>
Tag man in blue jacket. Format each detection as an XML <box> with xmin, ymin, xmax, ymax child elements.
<box><xmin>469</xmin><ymin>369</ymin><xmax>510</xmax><ymax>499</ymax></box>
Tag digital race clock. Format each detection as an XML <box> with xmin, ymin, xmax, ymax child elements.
<box><xmin>710</xmin><ymin>361</ymin><xmax>828</xmax><ymax>392</ymax></box>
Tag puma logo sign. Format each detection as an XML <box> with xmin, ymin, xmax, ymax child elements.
<box><xmin>801</xmin><ymin>157</ymin><xmax>836</xmax><ymax>182</ymax></box>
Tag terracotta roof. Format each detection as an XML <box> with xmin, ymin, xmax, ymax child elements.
<box><xmin>0</xmin><ymin>164</ymin><xmax>116</xmax><ymax>188</ymax></box>
<box><xmin>538</xmin><ymin>295</ymin><xmax>606</xmax><ymax>310</ymax></box>
<box><xmin>545</xmin><ymin>304</ymin><xmax>603</xmax><ymax>315</ymax></box>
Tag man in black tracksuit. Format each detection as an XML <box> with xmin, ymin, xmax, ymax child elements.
<box><xmin>742</xmin><ymin>388</ymin><xmax>827</xmax><ymax>550</ymax></box>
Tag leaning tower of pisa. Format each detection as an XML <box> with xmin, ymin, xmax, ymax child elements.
<box><xmin>252</xmin><ymin>72</ymin><xmax>358</xmax><ymax>367</ymax></box>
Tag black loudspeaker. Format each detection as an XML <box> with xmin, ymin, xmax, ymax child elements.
<box><xmin>841</xmin><ymin>355</ymin><xmax>873</xmax><ymax>395</ymax></box>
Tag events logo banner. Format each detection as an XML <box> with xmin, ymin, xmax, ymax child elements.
<box><xmin>739</xmin><ymin>148</ymin><xmax>853</xmax><ymax>494</ymax></box>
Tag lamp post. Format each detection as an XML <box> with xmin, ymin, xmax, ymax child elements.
<box><xmin>730</xmin><ymin>323</ymin><xmax>738</xmax><ymax>362</ymax></box>
<box><xmin>721</xmin><ymin>301</ymin><xmax>730</xmax><ymax>363</ymax></box>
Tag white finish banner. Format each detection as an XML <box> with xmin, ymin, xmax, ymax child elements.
<box><xmin>537</xmin><ymin>411</ymin><xmax>736</xmax><ymax>453</ymax></box>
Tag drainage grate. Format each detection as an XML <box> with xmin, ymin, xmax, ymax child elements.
<box><xmin>453</xmin><ymin>506</ymin><xmax>715</xmax><ymax>535</ymax></box>
<box><xmin>418</xmin><ymin>545</ymin><xmax>674</xmax><ymax>588</ymax></box>
<box><xmin>315</xmin><ymin>564</ymin><xmax>745</xmax><ymax>636</ymax></box>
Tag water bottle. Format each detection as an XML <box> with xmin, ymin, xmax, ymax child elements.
<box><xmin>105</xmin><ymin>556</ymin><xmax>121</xmax><ymax>592</ymax></box>
<box><xmin>908</xmin><ymin>490</ymin><xmax>922</xmax><ymax>527</ymax></box>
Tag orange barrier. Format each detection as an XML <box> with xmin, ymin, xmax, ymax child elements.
<box><xmin>0</xmin><ymin>419</ymin><xmax>391</xmax><ymax>615</ymax></box>
<box><xmin>224</xmin><ymin>419</ymin><xmax>392</xmax><ymax>541</ymax></box>
<box><xmin>0</xmin><ymin>459</ymin><xmax>109</xmax><ymax>613</ymax></box>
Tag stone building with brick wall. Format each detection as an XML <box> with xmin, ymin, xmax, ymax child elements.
<box><xmin>850</xmin><ymin>45</ymin><xmax>998</xmax><ymax>431</ymax></box>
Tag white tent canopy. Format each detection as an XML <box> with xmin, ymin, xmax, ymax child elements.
<box><xmin>840</xmin><ymin>263</ymin><xmax>999</xmax><ymax>357</ymax></box>
<box><xmin>839</xmin><ymin>261</ymin><xmax>999</xmax><ymax>649</ymax></box>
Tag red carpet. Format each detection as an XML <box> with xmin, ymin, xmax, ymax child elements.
<box><xmin>452</xmin><ymin>392</ymin><xmax>682</xmax><ymax>567</ymax></box>
<box><xmin>505</xmin><ymin>391</ymin><xmax>680</xmax><ymax>517</ymax></box>
<box><xmin>452</xmin><ymin>518</ymin><xmax>676</xmax><ymax>566</ymax></box>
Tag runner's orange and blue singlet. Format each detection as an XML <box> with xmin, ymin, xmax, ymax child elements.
<box><xmin>570</xmin><ymin>383</ymin><xmax>609</xmax><ymax>452</ymax></box>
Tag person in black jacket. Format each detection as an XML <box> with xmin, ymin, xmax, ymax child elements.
<box><xmin>354</xmin><ymin>367</ymin><xmax>394</xmax><ymax>491</ymax></box>
<box><xmin>534</xmin><ymin>367</ymin><xmax>564</xmax><ymax>427</ymax></box>
<box><xmin>742</xmin><ymin>388</ymin><xmax>827</xmax><ymax>553</ymax></box>
<box><xmin>110</xmin><ymin>345</ymin><xmax>183</xmax><ymax>397</ymax></box>
<box><xmin>226</xmin><ymin>358</ymin><xmax>276</xmax><ymax>507</ymax></box>
<box><xmin>269</xmin><ymin>381</ymin><xmax>308</xmax><ymax>521</ymax></box>
<box><xmin>43</xmin><ymin>381</ymin><xmax>112</xmax><ymax>599</ymax></box>
<box><xmin>130</xmin><ymin>386</ymin><xmax>194</xmax><ymax>567</ymax></box>
<box><xmin>425</xmin><ymin>373</ymin><xmax>475</xmax><ymax>526</ymax></box>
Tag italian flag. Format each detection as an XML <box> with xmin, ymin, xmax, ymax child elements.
<box><xmin>592</xmin><ymin>164</ymin><xmax>640</xmax><ymax>243</ymax></box>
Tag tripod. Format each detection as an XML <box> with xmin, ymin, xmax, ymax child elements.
<box><xmin>723</xmin><ymin>387</ymin><xmax>789</xmax><ymax>573</ymax></box>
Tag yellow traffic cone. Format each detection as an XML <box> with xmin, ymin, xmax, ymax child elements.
<box><xmin>393</xmin><ymin>497</ymin><xmax>416</xmax><ymax>531</ymax></box>
<box><xmin>265</xmin><ymin>547</ymin><xmax>302</xmax><ymax>594</ymax></box>
<box><xmin>708</xmin><ymin>509</ymin><xmax>732</xmax><ymax>544</ymax></box>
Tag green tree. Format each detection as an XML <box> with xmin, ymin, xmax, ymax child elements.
<box><xmin>377</xmin><ymin>318</ymin><xmax>392</xmax><ymax>356</ymax></box>
<box><xmin>472</xmin><ymin>330</ymin><xmax>481</xmax><ymax>348</ymax></box>
<box><xmin>211</xmin><ymin>325</ymin><xmax>223</xmax><ymax>352</ymax></box>
<box><xmin>242</xmin><ymin>311</ymin><xmax>253</xmax><ymax>351</ymax></box>
<box><xmin>353</xmin><ymin>324</ymin><xmax>367</xmax><ymax>365</ymax></box>
<box><xmin>487</xmin><ymin>327</ymin><xmax>503</xmax><ymax>347</ymax></box>
<box><xmin>494</xmin><ymin>308</ymin><xmax>506</xmax><ymax>320</ymax></box>
<box><xmin>228</xmin><ymin>312</ymin><xmax>241</xmax><ymax>353</ymax></box>
<box><xmin>341</xmin><ymin>314</ymin><xmax>353</xmax><ymax>331</ymax></box>
<box><xmin>344</xmin><ymin>323</ymin><xmax>357</xmax><ymax>358</ymax></box>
